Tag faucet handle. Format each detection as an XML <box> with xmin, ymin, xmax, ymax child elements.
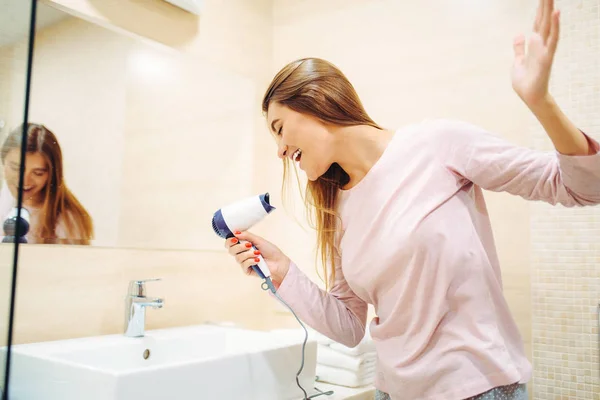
<box><xmin>127</xmin><ymin>278</ymin><xmax>161</xmax><ymax>297</ymax></box>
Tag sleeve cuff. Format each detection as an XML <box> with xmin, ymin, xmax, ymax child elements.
<box><xmin>556</xmin><ymin>131</ymin><xmax>600</xmax><ymax>164</ymax></box>
<box><xmin>270</xmin><ymin>261</ymin><xmax>302</xmax><ymax>303</ymax></box>
<box><xmin>556</xmin><ymin>131</ymin><xmax>599</xmax><ymax>156</ymax></box>
<box><xmin>556</xmin><ymin>132</ymin><xmax>600</xmax><ymax>200</ymax></box>
<box><xmin>586</xmin><ymin>132</ymin><xmax>600</xmax><ymax>154</ymax></box>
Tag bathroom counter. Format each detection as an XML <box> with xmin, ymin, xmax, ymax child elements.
<box><xmin>314</xmin><ymin>383</ymin><xmax>375</xmax><ymax>399</ymax></box>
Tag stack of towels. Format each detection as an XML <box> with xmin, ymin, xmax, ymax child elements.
<box><xmin>311</xmin><ymin>328</ymin><xmax>376</xmax><ymax>388</ymax></box>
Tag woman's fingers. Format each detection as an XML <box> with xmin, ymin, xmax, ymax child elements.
<box><xmin>225</xmin><ymin>237</ymin><xmax>261</xmax><ymax>275</ymax></box>
<box><xmin>225</xmin><ymin>237</ymin><xmax>251</xmax><ymax>253</ymax></box>
<box><xmin>533</xmin><ymin>0</ymin><xmax>543</xmax><ymax>32</ymax></box>
<box><xmin>547</xmin><ymin>10</ymin><xmax>560</xmax><ymax>55</ymax></box>
<box><xmin>540</xmin><ymin>0</ymin><xmax>553</xmax><ymax>42</ymax></box>
<box><xmin>224</xmin><ymin>236</ymin><xmax>236</xmax><ymax>249</ymax></box>
<box><xmin>235</xmin><ymin>247</ymin><xmax>259</xmax><ymax>264</ymax></box>
<box><xmin>513</xmin><ymin>34</ymin><xmax>526</xmax><ymax>62</ymax></box>
<box><xmin>241</xmin><ymin>257</ymin><xmax>261</xmax><ymax>275</ymax></box>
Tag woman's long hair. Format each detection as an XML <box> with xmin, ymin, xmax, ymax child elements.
<box><xmin>1</xmin><ymin>123</ymin><xmax>93</xmax><ymax>244</ymax></box>
<box><xmin>262</xmin><ymin>58</ymin><xmax>382</xmax><ymax>289</ymax></box>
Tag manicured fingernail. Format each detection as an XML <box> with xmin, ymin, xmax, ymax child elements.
<box><xmin>254</xmin><ymin>250</ymin><xmax>260</xmax><ymax>255</ymax></box>
<box><xmin>254</xmin><ymin>257</ymin><xmax>260</xmax><ymax>263</ymax></box>
<box><xmin>245</xmin><ymin>243</ymin><xmax>252</xmax><ymax>248</ymax></box>
<box><xmin>234</xmin><ymin>230</ymin><xmax>241</xmax><ymax>234</ymax></box>
<box><xmin>231</xmin><ymin>238</ymin><xmax>238</xmax><ymax>244</ymax></box>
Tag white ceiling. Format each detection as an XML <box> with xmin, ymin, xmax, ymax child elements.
<box><xmin>0</xmin><ymin>1</ymin><xmax>70</xmax><ymax>48</ymax></box>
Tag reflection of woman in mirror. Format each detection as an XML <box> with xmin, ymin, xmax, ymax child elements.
<box><xmin>0</xmin><ymin>123</ymin><xmax>93</xmax><ymax>245</ymax></box>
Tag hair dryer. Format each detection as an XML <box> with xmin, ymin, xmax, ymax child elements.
<box><xmin>211</xmin><ymin>193</ymin><xmax>276</xmax><ymax>292</ymax></box>
<box><xmin>2</xmin><ymin>207</ymin><xmax>30</xmax><ymax>243</ymax></box>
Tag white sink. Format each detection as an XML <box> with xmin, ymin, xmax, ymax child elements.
<box><xmin>3</xmin><ymin>324</ymin><xmax>318</xmax><ymax>400</ymax></box>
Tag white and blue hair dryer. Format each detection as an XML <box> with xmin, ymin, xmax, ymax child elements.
<box><xmin>211</xmin><ymin>193</ymin><xmax>277</xmax><ymax>292</ymax></box>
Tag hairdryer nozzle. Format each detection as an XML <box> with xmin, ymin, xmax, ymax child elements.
<box><xmin>211</xmin><ymin>208</ymin><xmax>230</xmax><ymax>238</ymax></box>
<box><xmin>211</xmin><ymin>216</ymin><xmax>221</xmax><ymax>236</ymax></box>
<box><xmin>259</xmin><ymin>193</ymin><xmax>275</xmax><ymax>214</ymax></box>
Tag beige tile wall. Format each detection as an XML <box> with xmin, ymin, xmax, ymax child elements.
<box><xmin>0</xmin><ymin>245</ymin><xmax>15</xmax><ymax>350</ymax></box>
<box><xmin>41</xmin><ymin>0</ymin><xmax>200</xmax><ymax>49</ymax></box>
<box><xmin>529</xmin><ymin>1</ymin><xmax>600</xmax><ymax>399</ymax></box>
<box><xmin>44</xmin><ymin>0</ymin><xmax>274</xmax><ymax>82</ymax></box>
<box><xmin>0</xmin><ymin>48</ymin><xmax>15</xmax><ymax>145</ymax></box>
<box><xmin>0</xmin><ymin>42</ymin><xmax>31</xmax><ymax>152</ymax></box>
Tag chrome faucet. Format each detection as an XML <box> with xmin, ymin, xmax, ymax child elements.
<box><xmin>125</xmin><ymin>278</ymin><xmax>164</xmax><ymax>337</ymax></box>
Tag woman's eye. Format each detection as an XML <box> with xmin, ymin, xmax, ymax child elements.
<box><xmin>34</xmin><ymin>172</ymin><xmax>45</xmax><ymax>177</ymax></box>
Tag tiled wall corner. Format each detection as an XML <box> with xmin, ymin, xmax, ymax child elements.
<box><xmin>530</xmin><ymin>1</ymin><xmax>600</xmax><ymax>399</ymax></box>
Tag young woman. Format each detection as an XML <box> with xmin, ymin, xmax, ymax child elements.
<box><xmin>0</xmin><ymin>123</ymin><xmax>93</xmax><ymax>245</ymax></box>
<box><xmin>226</xmin><ymin>1</ymin><xmax>599</xmax><ymax>399</ymax></box>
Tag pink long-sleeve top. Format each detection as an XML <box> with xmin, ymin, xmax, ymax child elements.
<box><xmin>275</xmin><ymin>119</ymin><xmax>600</xmax><ymax>400</ymax></box>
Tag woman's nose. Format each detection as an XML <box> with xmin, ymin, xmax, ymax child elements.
<box><xmin>23</xmin><ymin>175</ymin><xmax>33</xmax><ymax>187</ymax></box>
<box><xmin>277</xmin><ymin>144</ymin><xmax>288</xmax><ymax>160</ymax></box>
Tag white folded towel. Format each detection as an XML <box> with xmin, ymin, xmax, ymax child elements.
<box><xmin>316</xmin><ymin>364</ymin><xmax>376</xmax><ymax>388</ymax></box>
<box><xmin>269</xmin><ymin>328</ymin><xmax>333</xmax><ymax>346</ymax></box>
<box><xmin>318</xmin><ymin>344</ymin><xmax>376</xmax><ymax>373</ymax></box>
<box><xmin>305</xmin><ymin>326</ymin><xmax>375</xmax><ymax>356</ymax></box>
<box><xmin>310</xmin><ymin>329</ymin><xmax>335</xmax><ymax>346</ymax></box>
<box><xmin>328</xmin><ymin>329</ymin><xmax>375</xmax><ymax>356</ymax></box>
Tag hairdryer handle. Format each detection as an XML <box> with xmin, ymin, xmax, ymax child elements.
<box><xmin>252</xmin><ymin>245</ymin><xmax>271</xmax><ymax>280</ymax></box>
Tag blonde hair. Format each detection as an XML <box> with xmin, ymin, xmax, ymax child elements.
<box><xmin>262</xmin><ymin>58</ymin><xmax>382</xmax><ymax>289</ymax></box>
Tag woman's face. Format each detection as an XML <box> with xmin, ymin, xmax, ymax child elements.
<box><xmin>267</xmin><ymin>102</ymin><xmax>335</xmax><ymax>181</ymax></box>
<box><xmin>3</xmin><ymin>149</ymin><xmax>49</xmax><ymax>206</ymax></box>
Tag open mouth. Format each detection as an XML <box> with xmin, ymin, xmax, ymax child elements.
<box><xmin>292</xmin><ymin>149</ymin><xmax>302</xmax><ymax>163</ymax></box>
<box><xmin>22</xmin><ymin>186</ymin><xmax>34</xmax><ymax>193</ymax></box>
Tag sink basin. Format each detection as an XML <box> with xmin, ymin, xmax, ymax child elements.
<box><xmin>3</xmin><ymin>324</ymin><xmax>318</xmax><ymax>400</ymax></box>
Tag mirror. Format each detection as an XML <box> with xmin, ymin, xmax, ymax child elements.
<box><xmin>0</xmin><ymin>2</ymin><xmax>258</xmax><ymax>251</ymax></box>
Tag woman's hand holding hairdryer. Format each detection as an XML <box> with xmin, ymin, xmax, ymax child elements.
<box><xmin>225</xmin><ymin>230</ymin><xmax>290</xmax><ymax>289</ymax></box>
